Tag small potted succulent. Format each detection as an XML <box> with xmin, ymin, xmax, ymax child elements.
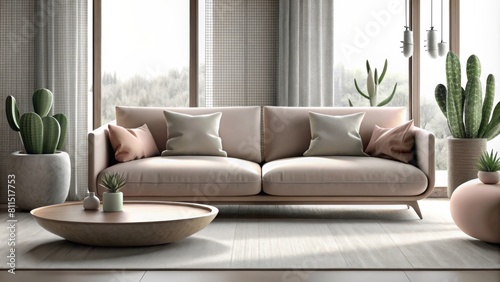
<box><xmin>476</xmin><ymin>150</ymin><xmax>500</xmax><ymax>184</ymax></box>
<box><xmin>100</xmin><ymin>172</ymin><xmax>126</xmax><ymax>212</ymax></box>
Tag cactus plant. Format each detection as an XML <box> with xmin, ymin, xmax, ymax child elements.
<box><xmin>435</xmin><ymin>52</ymin><xmax>499</xmax><ymax>140</ymax></box>
<box><xmin>5</xmin><ymin>88</ymin><xmax>67</xmax><ymax>154</ymax></box>
<box><xmin>351</xmin><ymin>59</ymin><xmax>398</xmax><ymax>107</ymax></box>
<box><xmin>19</xmin><ymin>113</ymin><xmax>44</xmax><ymax>154</ymax></box>
<box><xmin>53</xmin><ymin>113</ymin><xmax>68</xmax><ymax>151</ymax></box>
<box><xmin>42</xmin><ymin>116</ymin><xmax>61</xmax><ymax>154</ymax></box>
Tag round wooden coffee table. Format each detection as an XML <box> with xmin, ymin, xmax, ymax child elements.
<box><xmin>31</xmin><ymin>201</ymin><xmax>218</xmax><ymax>247</ymax></box>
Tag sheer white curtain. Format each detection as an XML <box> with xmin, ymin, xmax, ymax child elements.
<box><xmin>35</xmin><ymin>0</ymin><xmax>88</xmax><ymax>200</ymax></box>
<box><xmin>278</xmin><ymin>0</ymin><xmax>334</xmax><ymax>106</ymax></box>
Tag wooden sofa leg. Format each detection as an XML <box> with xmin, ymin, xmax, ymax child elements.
<box><xmin>407</xmin><ymin>201</ymin><xmax>423</xmax><ymax>219</ymax></box>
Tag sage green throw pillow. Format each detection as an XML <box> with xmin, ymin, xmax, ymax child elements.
<box><xmin>161</xmin><ymin>111</ymin><xmax>227</xmax><ymax>157</ymax></box>
<box><xmin>304</xmin><ymin>111</ymin><xmax>366</xmax><ymax>156</ymax></box>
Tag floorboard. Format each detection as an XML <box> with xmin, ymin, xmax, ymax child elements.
<box><xmin>1</xmin><ymin>270</ymin><xmax>499</xmax><ymax>282</ymax></box>
<box><xmin>231</xmin><ymin>218</ymin><xmax>347</xmax><ymax>268</ymax></box>
<box><xmin>378</xmin><ymin>200</ymin><xmax>500</xmax><ymax>269</ymax></box>
<box><xmin>326</xmin><ymin>219</ymin><xmax>413</xmax><ymax>268</ymax></box>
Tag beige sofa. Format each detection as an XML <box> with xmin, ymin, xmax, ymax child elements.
<box><xmin>88</xmin><ymin>106</ymin><xmax>435</xmax><ymax>219</ymax></box>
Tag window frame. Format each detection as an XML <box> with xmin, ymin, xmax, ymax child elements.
<box><xmin>92</xmin><ymin>0</ymin><xmax>460</xmax><ymax>129</ymax></box>
<box><xmin>92</xmin><ymin>0</ymin><xmax>198</xmax><ymax>129</ymax></box>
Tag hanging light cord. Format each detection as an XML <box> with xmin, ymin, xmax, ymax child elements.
<box><xmin>405</xmin><ymin>0</ymin><xmax>408</xmax><ymax>28</ymax></box>
<box><xmin>430</xmin><ymin>0</ymin><xmax>434</xmax><ymax>29</ymax></box>
<box><xmin>441</xmin><ymin>0</ymin><xmax>444</xmax><ymax>41</ymax></box>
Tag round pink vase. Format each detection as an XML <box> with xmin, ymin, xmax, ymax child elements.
<box><xmin>450</xmin><ymin>179</ymin><xmax>500</xmax><ymax>244</ymax></box>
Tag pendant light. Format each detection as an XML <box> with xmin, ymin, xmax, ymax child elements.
<box><xmin>438</xmin><ymin>0</ymin><xmax>448</xmax><ymax>56</ymax></box>
<box><xmin>401</xmin><ymin>0</ymin><xmax>413</xmax><ymax>58</ymax></box>
<box><xmin>426</xmin><ymin>0</ymin><xmax>439</xmax><ymax>58</ymax></box>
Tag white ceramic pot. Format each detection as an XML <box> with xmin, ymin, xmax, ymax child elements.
<box><xmin>103</xmin><ymin>192</ymin><xmax>123</xmax><ymax>212</ymax></box>
<box><xmin>478</xmin><ymin>171</ymin><xmax>500</xmax><ymax>185</ymax></box>
<box><xmin>10</xmin><ymin>151</ymin><xmax>71</xmax><ymax>211</ymax></box>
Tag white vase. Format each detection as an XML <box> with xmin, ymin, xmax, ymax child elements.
<box><xmin>478</xmin><ymin>171</ymin><xmax>500</xmax><ymax>185</ymax></box>
<box><xmin>83</xmin><ymin>192</ymin><xmax>100</xmax><ymax>210</ymax></box>
<box><xmin>103</xmin><ymin>192</ymin><xmax>123</xmax><ymax>212</ymax></box>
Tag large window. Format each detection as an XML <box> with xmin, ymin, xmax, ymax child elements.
<box><xmin>334</xmin><ymin>0</ymin><xmax>409</xmax><ymax>110</ymax></box>
<box><xmin>419</xmin><ymin>0</ymin><xmax>450</xmax><ymax>178</ymax></box>
<box><xmin>94</xmin><ymin>0</ymin><xmax>457</xmax><ymax>134</ymax></box>
<box><xmin>100</xmin><ymin>0</ymin><xmax>190</xmax><ymax>123</ymax></box>
<box><xmin>95</xmin><ymin>0</ymin><xmax>412</xmax><ymax>126</ymax></box>
<box><xmin>416</xmin><ymin>0</ymin><xmax>500</xmax><ymax>185</ymax></box>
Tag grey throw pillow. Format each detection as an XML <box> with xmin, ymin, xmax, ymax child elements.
<box><xmin>161</xmin><ymin>111</ymin><xmax>227</xmax><ymax>157</ymax></box>
<box><xmin>304</xmin><ymin>111</ymin><xmax>366</xmax><ymax>156</ymax></box>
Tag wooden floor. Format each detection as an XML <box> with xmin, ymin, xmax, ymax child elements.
<box><xmin>0</xmin><ymin>199</ymin><xmax>499</xmax><ymax>271</ymax></box>
<box><xmin>1</xmin><ymin>270</ymin><xmax>500</xmax><ymax>282</ymax></box>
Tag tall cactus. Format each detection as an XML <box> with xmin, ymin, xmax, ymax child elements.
<box><xmin>479</xmin><ymin>75</ymin><xmax>496</xmax><ymax>138</ymax></box>
<box><xmin>444</xmin><ymin>51</ymin><xmax>465</xmax><ymax>138</ymax></box>
<box><xmin>5</xmin><ymin>88</ymin><xmax>68</xmax><ymax>154</ymax></box>
<box><xmin>464</xmin><ymin>55</ymin><xmax>482</xmax><ymax>137</ymax></box>
<box><xmin>435</xmin><ymin>51</ymin><xmax>500</xmax><ymax>141</ymax></box>
<box><xmin>351</xmin><ymin>59</ymin><xmax>398</xmax><ymax>107</ymax></box>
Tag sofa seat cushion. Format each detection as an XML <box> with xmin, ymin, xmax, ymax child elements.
<box><xmin>262</xmin><ymin>156</ymin><xmax>428</xmax><ymax>196</ymax></box>
<box><xmin>98</xmin><ymin>156</ymin><xmax>262</xmax><ymax>197</ymax></box>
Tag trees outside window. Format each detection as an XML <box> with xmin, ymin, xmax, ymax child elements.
<box><xmin>101</xmin><ymin>0</ymin><xmax>190</xmax><ymax>123</ymax></box>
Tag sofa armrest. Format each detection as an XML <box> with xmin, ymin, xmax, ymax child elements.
<box><xmin>88</xmin><ymin>121</ymin><xmax>116</xmax><ymax>193</ymax></box>
<box><xmin>413</xmin><ymin>127</ymin><xmax>435</xmax><ymax>195</ymax></box>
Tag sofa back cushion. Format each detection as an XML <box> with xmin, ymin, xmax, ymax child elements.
<box><xmin>116</xmin><ymin>106</ymin><xmax>262</xmax><ymax>163</ymax></box>
<box><xmin>263</xmin><ymin>106</ymin><xmax>407</xmax><ymax>162</ymax></box>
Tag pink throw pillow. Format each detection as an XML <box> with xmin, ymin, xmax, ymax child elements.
<box><xmin>108</xmin><ymin>124</ymin><xmax>159</xmax><ymax>162</ymax></box>
<box><xmin>365</xmin><ymin>120</ymin><xmax>415</xmax><ymax>163</ymax></box>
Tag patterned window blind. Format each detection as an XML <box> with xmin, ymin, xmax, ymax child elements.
<box><xmin>205</xmin><ymin>0</ymin><xmax>279</xmax><ymax>107</ymax></box>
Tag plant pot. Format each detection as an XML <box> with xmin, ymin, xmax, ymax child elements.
<box><xmin>10</xmin><ymin>151</ymin><xmax>71</xmax><ymax>211</ymax></box>
<box><xmin>103</xmin><ymin>192</ymin><xmax>123</xmax><ymax>212</ymax></box>
<box><xmin>450</xmin><ymin>179</ymin><xmax>500</xmax><ymax>244</ymax></box>
<box><xmin>478</xmin><ymin>171</ymin><xmax>500</xmax><ymax>185</ymax></box>
<box><xmin>447</xmin><ymin>138</ymin><xmax>487</xmax><ymax>197</ymax></box>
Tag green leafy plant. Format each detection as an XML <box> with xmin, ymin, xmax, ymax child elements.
<box><xmin>476</xmin><ymin>150</ymin><xmax>500</xmax><ymax>172</ymax></box>
<box><xmin>100</xmin><ymin>172</ymin><xmax>127</xmax><ymax>193</ymax></box>
<box><xmin>351</xmin><ymin>59</ymin><xmax>398</xmax><ymax>107</ymax></box>
<box><xmin>6</xmin><ymin>88</ymin><xmax>67</xmax><ymax>154</ymax></box>
<box><xmin>435</xmin><ymin>51</ymin><xmax>499</xmax><ymax>140</ymax></box>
